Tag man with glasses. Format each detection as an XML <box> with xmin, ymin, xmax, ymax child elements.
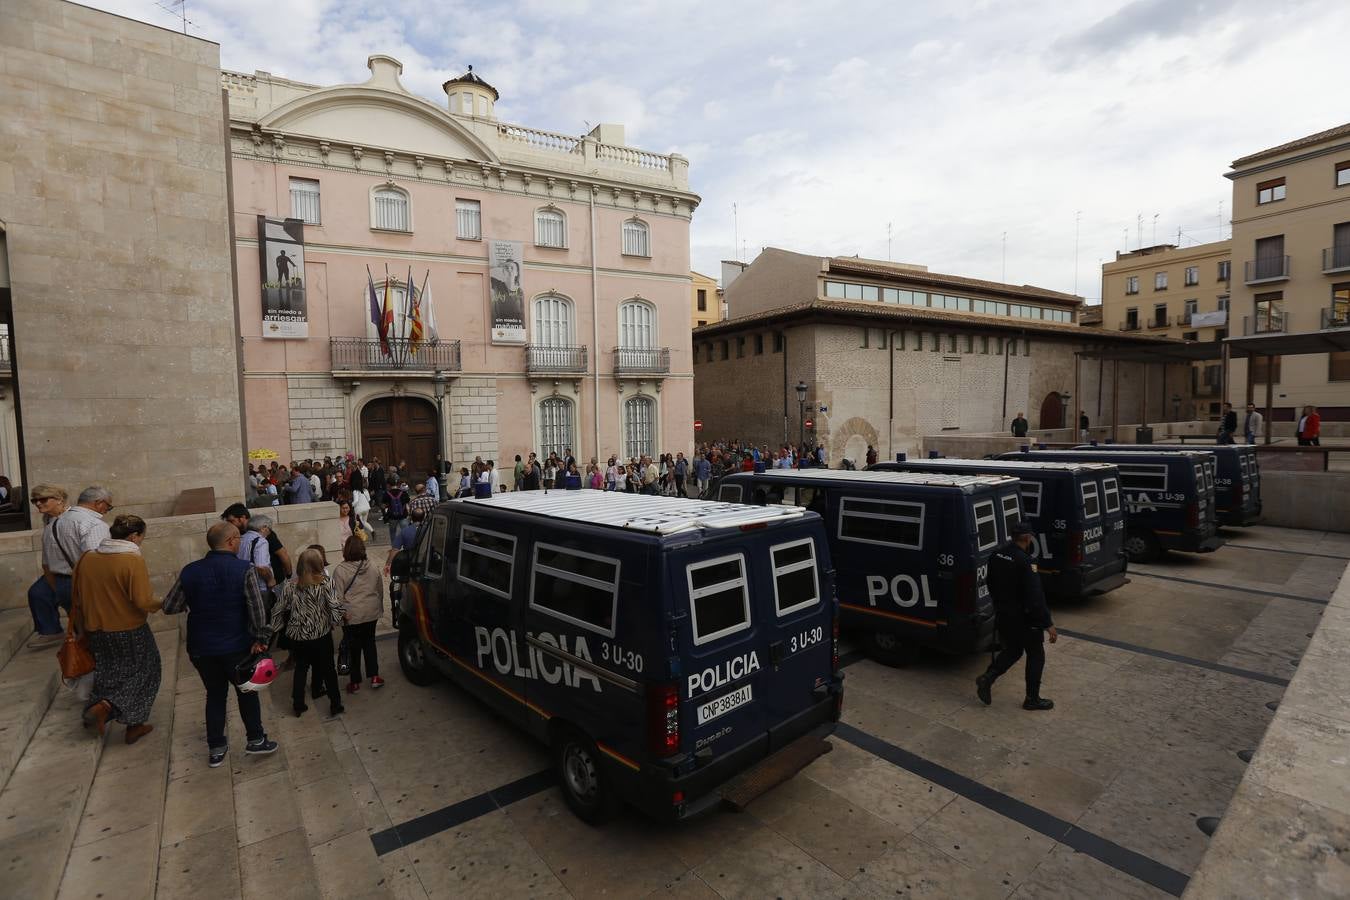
<box><xmin>27</xmin><ymin>485</ymin><xmax>113</xmax><ymax>650</ymax></box>
<box><xmin>26</xmin><ymin>485</ymin><xmax>72</xmax><ymax>649</ymax></box>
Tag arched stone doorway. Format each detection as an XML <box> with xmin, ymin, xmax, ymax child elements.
<box><xmin>1039</xmin><ymin>392</ymin><xmax>1064</xmax><ymax>430</ymax></box>
<box><xmin>361</xmin><ymin>396</ymin><xmax>439</xmax><ymax>476</ymax></box>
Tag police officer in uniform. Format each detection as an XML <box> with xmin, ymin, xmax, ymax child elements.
<box><xmin>976</xmin><ymin>521</ymin><xmax>1057</xmax><ymax>710</ymax></box>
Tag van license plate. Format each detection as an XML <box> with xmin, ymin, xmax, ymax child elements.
<box><xmin>697</xmin><ymin>684</ymin><xmax>753</xmax><ymax>725</ymax></box>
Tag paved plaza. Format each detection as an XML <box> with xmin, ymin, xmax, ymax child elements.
<box><xmin>1</xmin><ymin>524</ymin><xmax>1345</xmax><ymax>899</ymax></box>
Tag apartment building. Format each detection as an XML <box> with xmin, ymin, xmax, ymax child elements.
<box><xmin>690</xmin><ymin>270</ymin><xmax>722</xmax><ymax>328</ymax></box>
<box><xmin>1102</xmin><ymin>240</ymin><xmax>1232</xmax><ymax>412</ymax></box>
<box><xmin>1227</xmin><ymin>122</ymin><xmax>1350</xmax><ymax>416</ymax></box>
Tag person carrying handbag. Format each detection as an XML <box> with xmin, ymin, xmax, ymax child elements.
<box><xmin>270</xmin><ymin>548</ymin><xmax>344</xmax><ymax>717</ymax></box>
<box><xmin>333</xmin><ymin>536</ymin><xmax>384</xmax><ymax>694</ymax></box>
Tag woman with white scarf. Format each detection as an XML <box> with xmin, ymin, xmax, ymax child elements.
<box><xmin>71</xmin><ymin>515</ymin><xmax>161</xmax><ymax>744</ymax></box>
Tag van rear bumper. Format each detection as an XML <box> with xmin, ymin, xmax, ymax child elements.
<box><xmin>1042</xmin><ymin>561</ymin><xmax>1129</xmax><ymax>598</ymax></box>
<box><xmin>635</xmin><ymin>685</ymin><xmax>841</xmax><ymax>822</ymax></box>
<box><xmin>1161</xmin><ymin>531</ymin><xmax>1225</xmax><ymax>553</ymax></box>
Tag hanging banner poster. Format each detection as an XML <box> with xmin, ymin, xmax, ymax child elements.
<box><xmin>258</xmin><ymin>216</ymin><xmax>307</xmax><ymax>339</ymax></box>
<box><xmin>488</xmin><ymin>239</ymin><xmax>526</xmax><ymax>345</ymax></box>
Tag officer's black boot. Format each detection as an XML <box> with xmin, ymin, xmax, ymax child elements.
<box><xmin>1022</xmin><ymin>696</ymin><xmax>1054</xmax><ymax>711</ymax></box>
<box><xmin>975</xmin><ymin>672</ymin><xmax>994</xmax><ymax>706</ymax></box>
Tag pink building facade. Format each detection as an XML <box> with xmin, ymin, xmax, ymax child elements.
<box><xmin>225</xmin><ymin>55</ymin><xmax>699</xmax><ymax>481</ymax></box>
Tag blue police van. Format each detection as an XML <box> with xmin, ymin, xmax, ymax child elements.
<box><xmin>1072</xmin><ymin>443</ymin><xmax>1262</xmax><ymax>526</ymax></box>
<box><xmin>394</xmin><ymin>491</ymin><xmax>843</xmax><ymax>824</ymax></box>
<box><xmin>999</xmin><ymin>449</ymin><xmax>1223</xmax><ymax>561</ymax></box>
<box><xmin>869</xmin><ymin>458</ymin><xmax>1129</xmax><ymax>599</ymax></box>
<box><xmin>717</xmin><ymin>468</ymin><xmax>1022</xmax><ymax>664</ymax></box>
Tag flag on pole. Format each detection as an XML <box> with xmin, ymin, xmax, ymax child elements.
<box><xmin>380</xmin><ymin>264</ymin><xmax>394</xmax><ymax>356</ymax></box>
<box><xmin>406</xmin><ymin>263</ymin><xmax>416</xmax><ymax>346</ymax></box>
<box><xmin>366</xmin><ymin>265</ymin><xmax>381</xmax><ymax>336</ymax></box>
<box><xmin>409</xmin><ymin>269</ymin><xmax>426</xmax><ymax>350</ymax></box>
<box><xmin>421</xmin><ymin>270</ymin><xmax>438</xmax><ymax>342</ymax></box>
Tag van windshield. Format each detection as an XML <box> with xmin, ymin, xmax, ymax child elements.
<box><xmin>972</xmin><ymin>500</ymin><xmax>999</xmax><ymax>550</ymax></box>
<box><xmin>1102</xmin><ymin>477</ymin><xmax>1121</xmax><ymax>513</ymax></box>
<box><xmin>1000</xmin><ymin>494</ymin><xmax>1020</xmax><ymax>536</ymax></box>
<box><xmin>1019</xmin><ymin>482</ymin><xmax>1042</xmax><ymax>518</ymax></box>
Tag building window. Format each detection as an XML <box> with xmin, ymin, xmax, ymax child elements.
<box><xmin>1330</xmin><ymin>351</ymin><xmax>1350</xmax><ymax>382</ymax></box>
<box><xmin>720</xmin><ymin>341</ymin><xmax>728</xmax><ymax>360</ymax></box>
<box><xmin>289</xmin><ymin>178</ymin><xmax>320</xmax><ymax>224</ymax></box>
<box><xmin>1184</xmin><ymin>298</ymin><xmax>1198</xmax><ymax>322</ymax></box>
<box><xmin>772</xmin><ymin>332</ymin><xmax>784</xmax><ymax>353</ymax></box>
<box><xmin>534</xmin><ymin>207</ymin><xmax>566</xmax><ymax>248</ymax></box>
<box><xmin>754</xmin><ymin>334</ymin><xmax>764</xmax><ymax>355</ymax></box>
<box><xmin>622</xmin><ymin>219</ymin><xmax>650</xmax><ymax>257</ymax></box>
<box><xmin>623</xmin><ymin>396</ymin><xmax>655</xmax><ymax>459</ymax></box>
<box><xmin>539</xmin><ymin>397</ymin><xmax>574</xmax><ymax>459</ymax></box>
<box><xmin>1250</xmin><ymin>355</ymin><xmax>1281</xmax><ymax>384</ymax></box>
<box><xmin>859</xmin><ymin>328</ymin><xmax>870</xmax><ymax>349</ymax></box>
<box><xmin>1218</xmin><ymin>295</ymin><xmax>1229</xmax><ymax>312</ymax></box>
<box><xmin>965</xmin><ymin>335</ymin><xmax>974</xmax><ymax>353</ymax></box>
<box><xmin>1125</xmin><ymin>275</ymin><xmax>1139</xmax><ymax>295</ymax></box>
<box><xmin>697</xmin><ymin>289</ymin><xmax>707</xmax><ymax>311</ymax></box>
<box><xmin>1154</xmin><ymin>271</ymin><xmax>1168</xmax><ymax>290</ymax></box>
<box><xmin>1338</xmin><ymin>161</ymin><xmax>1350</xmax><ymax>188</ymax></box>
<box><xmin>1006</xmin><ymin>338</ymin><xmax>1017</xmax><ymax>355</ymax></box>
<box><xmin>1184</xmin><ymin>266</ymin><xmax>1199</xmax><ymax>286</ymax></box>
<box><xmin>1253</xmin><ymin>234</ymin><xmax>1286</xmax><ymax>280</ymax></box>
<box><xmin>372</xmin><ymin>186</ymin><xmax>410</xmax><ymax>232</ymax></box>
<box><xmin>455</xmin><ymin>199</ymin><xmax>481</xmax><ymax>240</ymax></box>
<box><xmin>1125</xmin><ymin>307</ymin><xmax>1139</xmax><ymax>330</ymax></box>
<box><xmin>1330</xmin><ymin>282</ymin><xmax>1350</xmax><ymax>326</ymax></box>
<box><xmin>697</xmin><ymin>319</ymin><xmax>707</xmax><ymax>327</ymax></box>
<box><xmin>1218</xmin><ymin>260</ymin><xmax>1231</xmax><ymax>281</ymax></box>
<box><xmin>533</xmin><ymin>293</ymin><xmax>574</xmax><ymax>347</ymax></box>
<box><xmin>980</xmin><ymin>336</ymin><xmax>989</xmax><ymax>354</ymax></box>
<box><xmin>1254</xmin><ymin>292</ymin><xmax>1284</xmax><ymax>333</ymax></box>
<box><xmin>1257</xmin><ymin>177</ymin><xmax>1287</xmax><ymax>205</ymax></box>
<box><xmin>618</xmin><ymin>300</ymin><xmax>655</xmax><ymax>349</ymax></box>
<box><xmin>736</xmin><ymin>336</ymin><xmax>745</xmax><ymax>357</ymax></box>
<box><xmin>1151</xmin><ymin>303</ymin><xmax>1168</xmax><ymax>327</ymax></box>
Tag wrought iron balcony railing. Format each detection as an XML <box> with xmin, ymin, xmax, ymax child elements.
<box><xmin>330</xmin><ymin>337</ymin><xmax>461</xmax><ymax>373</ymax></box>
<box><xmin>1323</xmin><ymin>246</ymin><xmax>1350</xmax><ymax>273</ymax></box>
<box><xmin>1323</xmin><ymin>307</ymin><xmax>1350</xmax><ymax>329</ymax></box>
<box><xmin>1243</xmin><ymin>312</ymin><xmax>1290</xmax><ymax>335</ymax></box>
<box><xmin>526</xmin><ymin>344</ymin><xmax>588</xmax><ymax>373</ymax></box>
<box><xmin>1243</xmin><ymin>256</ymin><xmax>1290</xmax><ymax>284</ymax></box>
<box><xmin>1147</xmin><ymin>315</ymin><xmax>1173</xmax><ymax>329</ymax></box>
<box><xmin>612</xmin><ymin>347</ymin><xmax>671</xmax><ymax>374</ymax></box>
<box><xmin>1119</xmin><ymin>320</ymin><xmax>1141</xmax><ymax>332</ymax></box>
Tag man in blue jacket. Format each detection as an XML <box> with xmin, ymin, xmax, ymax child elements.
<box><xmin>163</xmin><ymin>523</ymin><xmax>279</xmax><ymax>767</ymax></box>
<box><xmin>976</xmin><ymin>522</ymin><xmax>1058</xmax><ymax>711</ymax></box>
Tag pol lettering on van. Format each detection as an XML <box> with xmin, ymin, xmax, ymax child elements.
<box><xmin>865</xmin><ymin>573</ymin><xmax>936</xmax><ymax>608</ymax></box>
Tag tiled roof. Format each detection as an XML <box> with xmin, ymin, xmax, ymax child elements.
<box><xmin>827</xmin><ymin>257</ymin><xmax>1083</xmax><ymax>306</ymax></box>
<box><xmin>442</xmin><ymin>66</ymin><xmax>499</xmax><ymax>100</ymax></box>
<box><xmin>1231</xmin><ymin>121</ymin><xmax>1350</xmax><ymax>168</ymax></box>
<box><xmin>693</xmin><ymin>299</ymin><xmax>1184</xmax><ymax>346</ymax></box>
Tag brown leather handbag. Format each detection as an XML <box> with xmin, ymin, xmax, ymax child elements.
<box><xmin>57</xmin><ymin>586</ymin><xmax>95</xmax><ymax>681</ymax></box>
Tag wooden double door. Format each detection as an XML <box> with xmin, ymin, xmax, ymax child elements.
<box><xmin>361</xmin><ymin>397</ymin><xmax>439</xmax><ymax>477</ymax></box>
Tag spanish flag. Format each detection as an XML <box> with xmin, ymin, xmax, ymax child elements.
<box><xmin>380</xmin><ymin>264</ymin><xmax>394</xmax><ymax>355</ymax></box>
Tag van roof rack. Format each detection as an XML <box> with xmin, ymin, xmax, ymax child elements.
<box><xmin>459</xmin><ymin>489</ymin><xmax>808</xmax><ymax>535</ymax></box>
<box><xmin>890</xmin><ymin>458</ymin><xmax>1117</xmax><ymax>472</ymax></box>
<box><xmin>738</xmin><ymin>468</ymin><xmax>1017</xmax><ymax>492</ymax></box>
<box><xmin>1020</xmin><ymin>449</ymin><xmax>1209</xmax><ymax>458</ymax></box>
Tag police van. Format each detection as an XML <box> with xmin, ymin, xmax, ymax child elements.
<box><xmin>999</xmin><ymin>449</ymin><xmax>1223</xmax><ymax>561</ymax></box>
<box><xmin>717</xmin><ymin>468</ymin><xmax>1021</xmax><ymax>664</ymax></box>
<box><xmin>869</xmin><ymin>458</ymin><xmax>1129</xmax><ymax>599</ymax></box>
<box><xmin>1072</xmin><ymin>444</ymin><xmax>1262</xmax><ymax>526</ymax></box>
<box><xmin>393</xmin><ymin>490</ymin><xmax>843</xmax><ymax>824</ymax></box>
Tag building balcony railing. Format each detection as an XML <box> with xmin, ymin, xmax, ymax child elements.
<box><xmin>1244</xmin><ymin>256</ymin><xmax>1291</xmax><ymax>284</ymax></box>
<box><xmin>1243</xmin><ymin>312</ymin><xmax>1290</xmax><ymax>336</ymax></box>
<box><xmin>526</xmin><ymin>344</ymin><xmax>588</xmax><ymax>373</ymax></box>
<box><xmin>1147</xmin><ymin>315</ymin><xmax>1173</xmax><ymax>329</ymax></box>
<box><xmin>612</xmin><ymin>347</ymin><xmax>671</xmax><ymax>374</ymax></box>
<box><xmin>1323</xmin><ymin>246</ymin><xmax>1350</xmax><ymax>274</ymax></box>
<box><xmin>330</xmin><ymin>337</ymin><xmax>461</xmax><ymax>374</ymax></box>
<box><xmin>1119</xmin><ymin>320</ymin><xmax>1141</xmax><ymax>332</ymax></box>
<box><xmin>1324</xmin><ymin>307</ymin><xmax>1350</xmax><ymax>329</ymax></box>
<box><xmin>1180</xmin><ymin>311</ymin><xmax>1195</xmax><ymax>325</ymax></box>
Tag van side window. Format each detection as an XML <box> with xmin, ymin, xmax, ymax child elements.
<box><xmin>1000</xmin><ymin>494</ymin><xmax>1020</xmax><ymax>536</ymax></box>
<box><xmin>1102</xmin><ymin>478</ymin><xmax>1121</xmax><ymax>513</ymax></box>
<box><xmin>1239</xmin><ymin>456</ymin><xmax>1250</xmax><ymax>480</ymax></box>
<box><xmin>771</xmin><ymin>539</ymin><xmax>820</xmax><ymax>616</ymax></box>
<box><xmin>425</xmin><ymin>515</ymin><xmax>449</xmax><ymax>578</ymax></box>
<box><xmin>1119</xmin><ymin>464</ymin><xmax>1167</xmax><ymax>492</ymax></box>
<box><xmin>718</xmin><ymin>484</ymin><xmax>743</xmax><ymax>503</ymax></box>
<box><xmin>972</xmin><ymin>500</ymin><xmax>999</xmax><ymax>550</ymax></box>
<box><xmin>530</xmin><ymin>543</ymin><xmax>621</xmax><ymax>636</ymax></box>
<box><xmin>1081</xmin><ymin>482</ymin><xmax>1101</xmax><ymax>519</ymax></box>
<box><xmin>837</xmin><ymin>497</ymin><xmax>923</xmax><ymax>549</ymax></box>
<box><xmin>1193</xmin><ymin>463</ymin><xmax>1207</xmax><ymax>491</ymax></box>
<box><xmin>458</xmin><ymin>525</ymin><xmax>516</xmax><ymax>599</ymax></box>
<box><xmin>1019</xmin><ymin>482</ymin><xmax>1042</xmax><ymax>518</ymax></box>
<box><xmin>686</xmin><ymin>555</ymin><xmax>751</xmax><ymax>645</ymax></box>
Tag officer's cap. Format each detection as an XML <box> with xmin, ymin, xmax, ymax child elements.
<box><xmin>1010</xmin><ymin>520</ymin><xmax>1036</xmax><ymax>537</ymax></box>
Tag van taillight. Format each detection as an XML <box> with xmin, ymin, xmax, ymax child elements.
<box><xmin>955</xmin><ymin>571</ymin><xmax>976</xmax><ymax>615</ymax></box>
<box><xmin>1068</xmin><ymin>532</ymin><xmax>1084</xmax><ymax>565</ymax></box>
<box><xmin>1186</xmin><ymin>502</ymin><xmax>1200</xmax><ymax>528</ymax></box>
<box><xmin>831</xmin><ymin>617</ymin><xmax>840</xmax><ymax>672</ymax></box>
<box><xmin>647</xmin><ymin>683</ymin><xmax>680</xmax><ymax>757</ymax></box>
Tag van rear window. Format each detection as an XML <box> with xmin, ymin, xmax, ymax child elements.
<box><xmin>837</xmin><ymin>497</ymin><xmax>923</xmax><ymax>549</ymax></box>
<box><xmin>1019</xmin><ymin>482</ymin><xmax>1042</xmax><ymax>518</ymax></box>
<box><xmin>687</xmin><ymin>555</ymin><xmax>751</xmax><ymax>645</ymax></box>
<box><xmin>1081</xmin><ymin>482</ymin><xmax>1100</xmax><ymax>519</ymax></box>
<box><xmin>1119</xmin><ymin>464</ymin><xmax>1167</xmax><ymax>492</ymax></box>
<box><xmin>1000</xmin><ymin>494</ymin><xmax>1020</xmax><ymax>535</ymax></box>
<box><xmin>718</xmin><ymin>484</ymin><xmax>743</xmax><ymax>503</ymax></box>
<box><xmin>458</xmin><ymin>525</ymin><xmax>516</xmax><ymax>599</ymax></box>
<box><xmin>973</xmin><ymin>500</ymin><xmax>998</xmax><ymax>550</ymax></box>
<box><xmin>530</xmin><ymin>544</ymin><xmax>621</xmax><ymax>636</ymax></box>
<box><xmin>771</xmin><ymin>539</ymin><xmax>820</xmax><ymax>616</ymax></box>
<box><xmin>1103</xmin><ymin>478</ymin><xmax>1121</xmax><ymax>513</ymax></box>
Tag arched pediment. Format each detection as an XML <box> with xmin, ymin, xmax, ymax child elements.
<box><xmin>258</xmin><ymin>86</ymin><xmax>499</xmax><ymax>164</ymax></box>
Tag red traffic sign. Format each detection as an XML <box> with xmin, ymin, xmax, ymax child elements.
<box><xmin>804</xmin><ymin>418</ymin><xmax>815</xmax><ymax>429</ymax></box>
<box><xmin>693</xmin><ymin>419</ymin><xmax>703</xmax><ymax>432</ymax></box>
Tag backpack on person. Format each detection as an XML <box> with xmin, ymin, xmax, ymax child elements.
<box><xmin>385</xmin><ymin>490</ymin><xmax>407</xmax><ymax>521</ymax></box>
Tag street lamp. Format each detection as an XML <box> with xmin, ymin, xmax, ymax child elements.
<box><xmin>1060</xmin><ymin>392</ymin><xmax>1072</xmax><ymax>434</ymax></box>
<box><xmin>1171</xmin><ymin>393</ymin><xmax>1181</xmax><ymax>422</ymax></box>
<box><xmin>795</xmin><ymin>380</ymin><xmax>808</xmax><ymax>449</ymax></box>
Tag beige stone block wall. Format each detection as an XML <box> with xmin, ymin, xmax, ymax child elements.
<box><xmin>0</xmin><ymin>1</ymin><xmax>244</xmax><ymax>518</ymax></box>
<box><xmin>0</xmin><ymin>501</ymin><xmax>342</xmax><ymax>613</ymax></box>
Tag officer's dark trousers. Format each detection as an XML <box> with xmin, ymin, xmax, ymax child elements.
<box><xmin>987</xmin><ymin>625</ymin><xmax>1045</xmax><ymax>698</ymax></box>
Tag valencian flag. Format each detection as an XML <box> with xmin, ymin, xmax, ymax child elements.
<box><xmin>409</xmin><ymin>269</ymin><xmax>426</xmax><ymax>350</ymax></box>
<box><xmin>381</xmin><ymin>264</ymin><xmax>395</xmax><ymax>355</ymax></box>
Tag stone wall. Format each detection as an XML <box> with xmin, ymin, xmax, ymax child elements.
<box><xmin>0</xmin><ymin>1</ymin><xmax>244</xmax><ymax>517</ymax></box>
<box><xmin>1256</xmin><ymin>472</ymin><xmax>1350</xmax><ymax>533</ymax></box>
<box><xmin>287</xmin><ymin>377</ymin><xmax>347</xmax><ymax>458</ymax></box>
<box><xmin>449</xmin><ymin>376</ymin><xmax>499</xmax><ymax>466</ymax></box>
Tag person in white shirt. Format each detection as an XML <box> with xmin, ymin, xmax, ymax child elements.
<box><xmin>425</xmin><ymin>472</ymin><xmax>440</xmax><ymax>501</ymax></box>
<box><xmin>62</xmin><ymin>486</ymin><xmax>115</xmax><ymax>555</ymax></box>
<box><xmin>308</xmin><ymin>469</ymin><xmax>321</xmax><ymax>499</ymax></box>
<box><xmin>487</xmin><ymin>460</ymin><xmax>500</xmax><ymax>494</ymax></box>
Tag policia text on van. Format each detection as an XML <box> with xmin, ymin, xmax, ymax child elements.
<box><xmin>869</xmin><ymin>458</ymin><xmax>1129</xmax><ymax>599</ymax></box>
<box><xmin>393</xmin><ymin>491</ymin><xmax>844</xmax><ymax>823</ymax></box>
<box><xmin>998</xmin><ymin>450</ymin><xmax>1223</xmax><ymax>562</ymax></box>
<box><xmin>718</xmin><ymin>468</ymin><xmax>1022</xmax><ymax>664</ymax></box>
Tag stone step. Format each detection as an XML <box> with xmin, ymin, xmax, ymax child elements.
<box><xmin>0</xmin><ymin>606</ymin><xmax>36</xmax><ymax>673</ymax></box>
<box><xmin>55</xmin><ymin>627</ymin><xmax>180</xmax><ymax>900</ymax></box>
<box><xmin>0</xmin><ymin>637</ymin><xmax>61</xmax><ymax>795</ymax></box>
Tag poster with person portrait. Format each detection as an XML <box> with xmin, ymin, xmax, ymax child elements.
<box><xmin>488</xmin><ymin>239</ymin><xmax>526</xmax><ymax>345</ymax></box>
<box><xmin>258</xmin><ymin>215</ymin><xmax>308</xmax><ymax>339</ymax></box>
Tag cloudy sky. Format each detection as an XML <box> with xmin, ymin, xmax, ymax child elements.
<box><xmin>87</xmin><ymin>0</ymin><xmax>1350</xmax><ymax>300</ymax></box>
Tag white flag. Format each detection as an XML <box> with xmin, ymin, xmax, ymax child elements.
<box><xmin>421</xmin><ymin>270</ymin><xmax>438</xmax><ymax>341</ymax></box>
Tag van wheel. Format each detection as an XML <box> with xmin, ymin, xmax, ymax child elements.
<box><xmin>865</xmin><ymin>631</ymin><xmax>915</xmax><ymax>667</ymax></box>
<box><xmin>397</xmin><ymin>623</ymin><xmax>437</xmax><ymax>687</ymax></box>
<box><xmin>1123</xmin><ymin>530</ymin><xmax>1161</xmax><ymax>563</ymax></box>
<box><xmin>554</xmin><ymin>728</ymin><xmax>620</xmax><ymax>825</ymax></box>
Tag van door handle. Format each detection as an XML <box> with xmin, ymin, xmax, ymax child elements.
<box><xmin>769</xmin><ymin>640</ymin><xmax>785</xmax><ymax>666</ymax></box>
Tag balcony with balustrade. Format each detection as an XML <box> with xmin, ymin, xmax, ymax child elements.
<box><xmin>1243</xmin><ymin>311</ymin><xmax>1290</xmax><ymax>335</ymax></box>
<box><xmin>1119</xmin><ymin>319</ymin><xmax>1141</xmax><ymax>332</ymax></box>
<box><xmin>526</xmin><ymin>345</ymin><xmax>588</xmax><ymax>374</ymax></box>
<box><xmin>329</xmin><ymin>338</ymin><xmax>461</xmax><ymax>376</ymax></box>
<box><xmin>612</xmin><ymin>347</ymin><xmax>671</xmax><ymax>375</ymax></box>
<box><xmin>1244</xmin><ymin>256</ymin><xmax>1291</xmax><ymax>285</ymax></box>
<box><xmin>1147</xmin><ymin>314</ymin><xmax>1173</xmax><ymax>330</ymax></box>
<box><xmin>1324</xmin><ymin>306</ymin><xmax>1350</xmax><ymax>329</ymax></box>
<box><xmin>1323</xmin><ymin>246</ymin><xmax>1350</xmax><ymax>274</ymax></box>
